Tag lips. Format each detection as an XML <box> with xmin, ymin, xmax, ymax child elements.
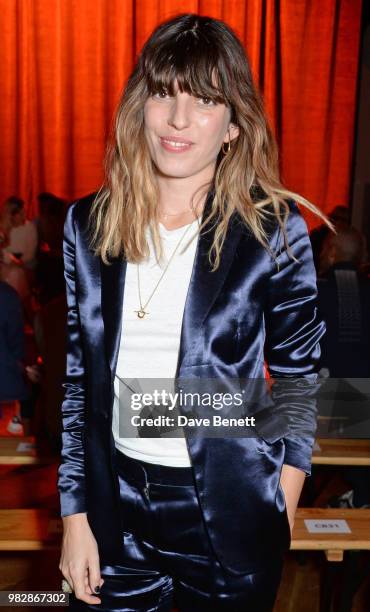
<box><xmin>160</xmin><ymin>136</ymin><xmax>194</xmax><ymax>153</ymax></box>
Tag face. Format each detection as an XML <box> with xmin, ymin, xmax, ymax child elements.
<box><xmin>12</xmin><ymin>210</ymin><xmax>25</xmax><ymax>227</ymax></box>
<box><xmin>143</xmin><ymin>80</ymin><xmax>239</xmax><ymax>180</ymax></box>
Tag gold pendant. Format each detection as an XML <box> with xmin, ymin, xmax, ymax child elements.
<box><xmin>135</xmin><ymin>309</ymin><xmax>148</xmax><ymax>319</ymax></box>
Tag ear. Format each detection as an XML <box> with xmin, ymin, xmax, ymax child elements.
<box><xmin>224</xmin><ymin>122</ymin><xmax>239</xmax><ymax>144</ymax></box>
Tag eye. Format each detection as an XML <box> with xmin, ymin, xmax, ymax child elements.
<box><xmin>198</xmin><ymin>96</ymin><xmax>215</xmax><ymax>106</ymax></box>
<box><xmin>153</xmin><ymin>89</ymin><xmax>169</xmax><ymax>99</ymax></box>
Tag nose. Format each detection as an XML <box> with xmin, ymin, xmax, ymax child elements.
<box><xmin>167</xmin><ymin>95</ymin><xmax>191</xmax><ymax>130</ymax></box>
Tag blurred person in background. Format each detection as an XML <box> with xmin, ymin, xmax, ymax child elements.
<box><xmin>0</xmin><ymin>212</ymin><xmax>42</xmax><ymax>435</ymax></box>
<box><xmin>0</xmin><ymin>279</ymin><xmax>28</xmax><ymax>401</ymax></box>
<box><xmin>33</xmin><ymin>293</ymin><xmax>67</xmax><ymax>449</ymax></box>
<box><xmin>310</xmin><ymin>205</ymin><xmax>350</xmax><ymax>273</ymax></box>
<box><xmin>2</xmin><ymin>196</ymin><xmax>38</xmax><ymax>271</ymax></box>
<box><xmin>0</xmin><ymin>208</ymin><xmax>31</xmax><ymax>305</ymax></box>
<box><xmin>317</xmin><ymin>225</ymin><xmax>370</xmax><ymax>509</ymax></box>
<box><xmin>1</xmin><ymin>196</ymin><xmax>36</xmax><ymax>314</ymax></box>
<box><xmin>36</xmin><ymin>192</ymin><xmax>66</xmax><ymax>256</ymax></box>
<box><xmin>34</xmin><ymin>192</ymin><xmax>67</xmax><ymax>304</ymax></box>
<box><xmin>0</xmin><ymin>279</ymin><xmax>29</xmax><ymax>431</ymax></box>
<box><xmin>317</xmin><ymin>225</ymin><xmax>369</xmax><ymax>377</ymax></box>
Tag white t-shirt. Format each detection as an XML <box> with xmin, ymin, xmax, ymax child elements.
<box><xmin>112</xmin><ymin>218</ymin><xmax>200</xmax><ymax>466</ymax></box>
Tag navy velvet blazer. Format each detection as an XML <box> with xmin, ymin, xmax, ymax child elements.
<box><xmin>57</xmin><ymin>191</ymin><xmax>326</xmax><ymax>575</ymax></box>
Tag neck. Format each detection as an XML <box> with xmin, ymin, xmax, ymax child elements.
<box><xmin>156</xmin><ymin>163</ymin><xmax>215</xmax><ymax>215</ymax></box>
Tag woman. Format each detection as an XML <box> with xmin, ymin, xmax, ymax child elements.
<box><xmin>58</xmin><ymin>13</ymin><xmax>332</xmax><ymax>611</ymax></box>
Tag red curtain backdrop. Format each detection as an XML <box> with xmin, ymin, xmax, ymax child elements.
<box><xmin>1</xmin><ymin>0</ymin><xmax>362</xmax><ymax>225</ymax></box>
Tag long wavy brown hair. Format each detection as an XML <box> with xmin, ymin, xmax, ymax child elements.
<box><xmin>88</xmin><ymin>13</ymin><xmax>334</xmax><ymax>270</ymax></box>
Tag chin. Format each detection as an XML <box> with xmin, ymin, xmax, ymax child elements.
<box><xmin>156</xmin><ymin>164</ymin><xmax>198</xmax><ymax>179</ymax></box>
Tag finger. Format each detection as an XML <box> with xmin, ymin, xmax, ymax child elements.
<box><xmin>72</xmin><ymin>568</ymin><xmax>101</xmax><ymax>605</ymax></box>
<box><xmin>84</xmin><ymin>572</ymin><xmax>93</xmax><ymax>595</ymax></box>
<box><xmin>63</xmin><ymin>571</ymin><xmax>73</xmax><ymax>592</ymax></box>
<box><xmin>63</xmin><ymin>572</ymin><xmax>79</xmax><ymax>601</ymax></box>
<box><xmin>88</xmin><ymin>558</ymin><xmax>103</xmax><ymax>596</ymax></box>
<box><xmin>84</xmin><ymin>568</ymin><xmax>103</xmax><ymax>595</ymax></box>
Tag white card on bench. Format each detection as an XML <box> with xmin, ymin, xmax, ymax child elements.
<box><xmin>304</xmin><ymin>519</ymin><xmax>351</xmax><ymax>533</ymax></box>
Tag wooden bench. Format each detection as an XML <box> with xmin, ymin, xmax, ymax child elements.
<box><xmin>0</xmin><ymin>437</ymin><xmax>56</xmax><ymax>465</ymax></box>
<box><xmin>291</xmin><ymin>508</ymin><xmax>370</xmax><ymax>611</ymax></box>
<box><xmin>312</xmin><ymin>438</ymin><xmax>370</xmax><ymax>466</ymax></box>
<box><xmin>291</xmin><ymin>507</ymin><xmax>370</xmax><ymax>561</ymax></box>
<box><xmin>0</xmin><ymin>509</ymin><xmax>61</xmax><ymax>551</ymax></box>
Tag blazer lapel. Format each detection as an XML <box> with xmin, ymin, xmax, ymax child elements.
<box><xmin>177</xmin><ymin>191</ymin><xmax>244</xmax><ymax>369</ymax></box>
<box><xmin>100</xmin><ymin>189</ymin><xmax>244</xmax><ymax>379</ymax></box>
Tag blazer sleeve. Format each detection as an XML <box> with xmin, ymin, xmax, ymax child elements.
<box><xmin>57</xmin><ymin>202</ymin><xmax>87</xmax><ymax>516</ymax></box>
<box><xmin>263</xmin><ymin>201</ymin><xmax>326</xmax><ymax>476</ymax></box>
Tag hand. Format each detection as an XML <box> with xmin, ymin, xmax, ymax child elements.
<box><xmin>280</xmin><ymin>464</ymin><xmax>306</xmax><ymax>537</ymax></box>
<box><xmin>59</xmin><ymin>513</ymin><xmax>104</xmax><ymax>605</ymax></box>
<box><xmin>286</xmin><ymin>510</ymin><xmax>295</xmax><ymax>537</ymax></box>
<box><xmin>280</xmin><ymin>481</ymin><xmax>295</xmax><ymax>535</ymax></box>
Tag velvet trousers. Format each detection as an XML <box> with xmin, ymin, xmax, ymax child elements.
<box><xmin>69</xmin><ymin>448</ymin><xmax>283</xmax><ymax>611</ymax></box>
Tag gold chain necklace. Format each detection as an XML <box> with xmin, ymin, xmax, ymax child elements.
<box><xmin>135</xmin><ymin>220</ymin><xmax>198</xmax><ymax>319</ymax></box>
